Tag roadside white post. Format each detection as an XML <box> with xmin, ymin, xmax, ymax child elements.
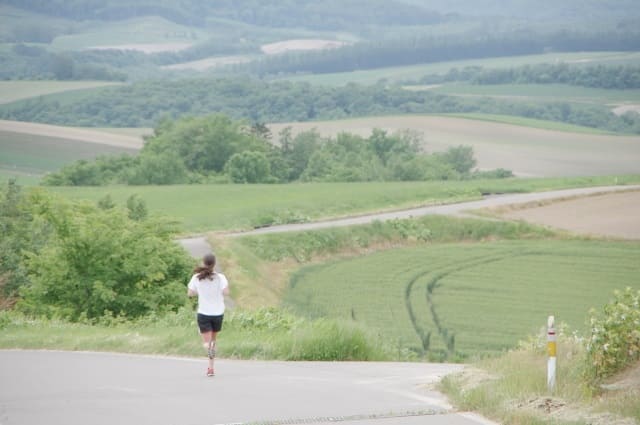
<box><xmin>547</xmin><ymin>315</ymin><xmax>557</xmax><ymax>393</ymax></box>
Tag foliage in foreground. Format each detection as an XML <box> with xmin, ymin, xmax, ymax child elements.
<box><xmin>0</xmin><ymin>180</ymin><xmax>193</xmax><ymax>321</ymax></box>
<box><xmin>439</xmin><ymin>310</ymin><xmax>640</xmax><ymax>425</ymax></box>
<box><xmin>586</xmin><ymin>287</ymin><xmax>640</xmax><ymax>384</ymax></box>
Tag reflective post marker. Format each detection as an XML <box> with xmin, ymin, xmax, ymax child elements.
<box><xmin>547</xmin><ymin>315</ymin><xmax>556</xmax><ymax>392</ymax></box>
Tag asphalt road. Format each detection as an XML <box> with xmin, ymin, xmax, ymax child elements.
<box><xmin>0</xmin><ymin>350</ymin><xmax>496</xmax><ymax>425</ymax></box>
<box><xmin>229</xmin><ymin>184</ymin><xmax>639</xmax><ymax>237</ymax></box>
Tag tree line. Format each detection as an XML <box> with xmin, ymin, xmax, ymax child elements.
<box><xmin>42</xmin><ymin>114</ymin><xmax>511</xmax><ymax>186</ymax></box>
<box><xmin>2</xmin><ymin>77</ymin><xmax>639</xmax><ymax>134</ymax></box>
<box><xmin>234</xmin><ymin>30</ymin><xmax>640</xmax><ymax>77</ymax></box>
<box><xmin>414</xmin><ymin>63</ymin><xmax>640</xmax><ymax>90</ymax></box>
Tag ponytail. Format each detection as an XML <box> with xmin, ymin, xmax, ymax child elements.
<box><xmin>194</xmin><ymin>253</ymin><xmax>216</xmax><ymax>280</ymax></box>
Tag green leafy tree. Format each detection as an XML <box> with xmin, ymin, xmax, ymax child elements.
<box><xmin>17</xmin><ymin>194</ymin><xmax>192</xmax><ymax>321</ymax></box>
<box><xmin>143</xmin><ymin>114</ymin><xmax>266</xmax><ymax>174</ymax></box>
<box><xmin>0</xmin><ymin>181</ymin><xmax>44</xmax><ymax>302</ymax></box>
<box><xmin>438</xmin><ymin>145</ymin><xmax>477</xmax><ymax>176</ymax></box>
<box><xmin>126</xmin><ymin>152</ymin><xmax>189</xmax><ymax>185</ymax></box>
<box><xmin>226</xmin><ymin>151</ymin><xmax>272</xmax><ymax>183</ymax></box>
<box><xmin>126</xmin><ymin>195</ymin><xmax>148</xmax><ymax>221</ymax></box>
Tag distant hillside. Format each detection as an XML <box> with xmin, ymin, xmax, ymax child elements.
<box><xmin>0</xmin><ymin>0</ymin><xmax>444</xmax><ymax>30</ymax></box>
<box><xmin>403</xmin><ymin>0</ymin><xmax>640</xmax><ymax>21</ymax></box>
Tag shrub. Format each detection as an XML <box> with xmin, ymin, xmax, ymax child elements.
<box><xmin>585</xmin><ymin>287</ymin><xmax>640</xmax><ymax>384</ymax></box>
<box><xmin>16</xmin><ymin>193</ymin><xmax>193</xmax><ymax>321</ymax></box>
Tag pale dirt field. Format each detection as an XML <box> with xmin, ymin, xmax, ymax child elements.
<box><xmin>88</xmin><ymin>43</ymin><xmax>193</xmax><ymax>53</ymax></box>
<box><xmin>161</xmin><ymin>55</ymin><xmax>252</xmax><ymax>71</ymax></box>
<box><xmin>268</xmin><ymin>116</ymin><xmax>640</xmax><ymax>177</ymax></box>
<box><xmin>499</xmin><ymin>190</ymin><xmax>640</xmax><ymax>239</ymax></box>
<box><xmin>261</xmin><ymin>39</ymin><xmax>347</xmax><ymax>55</ymax></box>
<box><xmin>0</xmin><ymin>120</ymin><xmax>144</xmax><ymax>149</ymax></box>
<box><xmin>612</xmin><ymin>104</ymin><xmax>640</xmax><ymax>116</ymax></box>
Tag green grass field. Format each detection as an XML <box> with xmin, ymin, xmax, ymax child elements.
<box><xmin>0</xmin><ymin>130</ymin><xmax>138</xmax><ymax>182</ymax></box>
<box><xmin>442</xmin><ymin>113</ymin><xmax>616</xmax><ymax>135</ymax></box>
<box><xmin>48</xmin><ymin>176</ymin><xmax>640</xmax><ymax>234</ymax></box>
<box><xmin>284</xmin><ymin>240</ymin><xmax>640</xmax><ymax>358</ymax></box>
<box><xmin>427</xmin><ymin>83</ymin><xmax>640</xmax><ymax>105</ymax></box>
<box><xmin>280</xmin><ymin>52</ymin><xmax>640</xmax><ymax>86</ymax></box>
<box><xmin>0</xmin><ymin>81</ymin><xmax>123</xmax><ymax>105</ymax></box>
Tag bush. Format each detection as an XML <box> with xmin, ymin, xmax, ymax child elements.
<box><xmin>16</xmin><ymin>192</ymin><xmax>193</xmax><ymax>321</ymax></box>
<box><xmin>585</xmin><ymin>287</ymin><xmax>640</xmax><ymax>384</ymax></box>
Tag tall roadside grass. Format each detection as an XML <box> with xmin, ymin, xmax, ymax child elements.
<box><xmin>438</xmin><ymin>291</ymin><xmax>640</xmax><ymax>425</ymax></box>
<box><xmin>0</xmin><ymin>307</ymin><xmax>396</xmax><ymax>361</ymax></box>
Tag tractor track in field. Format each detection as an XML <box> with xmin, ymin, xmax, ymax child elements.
<box><xmin>404</xmin><ymin>253</ymin><xmax>519</xmax><ymax>357</ymax></box>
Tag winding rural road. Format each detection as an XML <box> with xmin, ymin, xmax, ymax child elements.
<box><xmin>179</xmin><ymin>184</ymin><xmax>640</xmax><ymax>252</ymax></box>
<box><xmin>4</xmin><ymin>185</ymin><xmax>637</xmax><ymax>425</ymax></box>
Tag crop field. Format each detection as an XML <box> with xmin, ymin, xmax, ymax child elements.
<box><xmin>0</xmin><ymin>81</ymin><xmax>123</xmax><ymax>105</ymax></box>
<box><xmin>0</xmin><ymin>130</ymin><xmax>138</xmax><ymax>182</ymax></box>
<box><xmin>284</xmin><ymin>240</ymin><xmax>640</xmax><ymax>358</ymax></box>
<box><xmin>281</xmin><ymin>52</ymin><xmax>640</xmax><ymax>86</ymax></box>
<box><xmin>427</xmin><ymin>83</ymin><xmax>640</xmax><ymax>106</ymax></box>
<box><xmin>269</xmin><ymin>115</ymin><xmax>640</xmax><ymax>177</ymax></box>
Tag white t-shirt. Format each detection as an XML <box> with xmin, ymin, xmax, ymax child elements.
<box><xmin>188</xmin><ymin>272</ymin><xmax>228</xmax><ymax>316</ymax></box>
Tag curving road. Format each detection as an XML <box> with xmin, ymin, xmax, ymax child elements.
<box><xmin>178</xmin><ymin>185</ymin><xmax>640</xmax><ymax>253</ymax></box>
<box><xmin>0</xmin><ymin>350</ymin><xmax>496</xmax><ymax>425</ymax></box>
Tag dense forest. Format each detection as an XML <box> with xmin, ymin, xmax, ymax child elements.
<box><xmin>2</xmin><ymin>76</ymin><xmax>638</xmax><ymax>133</ymax></box>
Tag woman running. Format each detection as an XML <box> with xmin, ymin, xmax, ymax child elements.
<box><xmin>187</xmin><ymin>253</ymin><xmax>229</xmax><ymax>377</ymax></box>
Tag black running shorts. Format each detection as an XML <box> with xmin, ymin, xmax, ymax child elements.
<box><xmin>197</xmin><ymin>313</ymin><xmax>224</xmax><ymax>333</ymax></box>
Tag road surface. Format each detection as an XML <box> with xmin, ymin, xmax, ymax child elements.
<box><xmin>0</xmin><ymin>350</ymin><xmax>496</xmax><ymax>425</ymax></box>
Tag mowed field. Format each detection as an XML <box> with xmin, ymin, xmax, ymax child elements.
<box><xmin>0</xmin><ymin>81</ymin><xmax>124</xmax><ymax>104</ymax></box>
<box><xmin>0</xmin><ymin>120</ymin><xmax>142</xmax><ymax>182</ymax></box>
<box><xmin>285</xmin><ymin>240</ymin><xmax>640</xmax><ymax>357</ymax></box>
<box><xmin>269</xmin><ymin>115</ymin><xmax>640</xmax><ymax>177</ymax></box>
